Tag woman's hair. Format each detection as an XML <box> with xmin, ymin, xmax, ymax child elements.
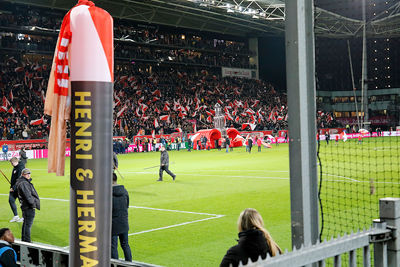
<box><xmin>237</xmin><ymin>208</ymin><xmax>282</xmax><ymax>256</ymax></box>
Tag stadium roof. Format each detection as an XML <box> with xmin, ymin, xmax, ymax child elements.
<box><xmin>3</xmin><ymin>0</ymin><xmax>400</xmax><ymax>38</ymax></box>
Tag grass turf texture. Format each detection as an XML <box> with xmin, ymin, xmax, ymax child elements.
<box><xmin>318</xmin><ymin>136</ymin><xmax>400</xmax><ymax>239</ymax></box>
<box><xmin>0</xmin><ymin>145</ymin><xmax>291</xmax><ymax>266</ymax></box>
<box><xmin>0</xmin><ymin>136</ymin><xmax>397</xmax><ymax>266</ymax></box>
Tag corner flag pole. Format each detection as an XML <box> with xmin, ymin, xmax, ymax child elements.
<box><xmin>67</xmin><ymin>2</ymin><xmax>114</xmax><ymax>266</ymax></box>
<box><xmin>0</xmin><ymin>170</ymin><xmax>11</xmax><ymax>184</ymax></box>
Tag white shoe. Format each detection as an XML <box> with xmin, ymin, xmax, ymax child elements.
<box><xmin>10</xmin><ymin>215</ymin><xmax>20</xmax><ymax>222</ymax></box>
<box><xmin>17</xmin><ymin>217</ymin><xmax>24</xmax><ymax>223</ymax></box>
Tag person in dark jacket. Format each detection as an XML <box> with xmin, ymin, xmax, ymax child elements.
<box><xmin>16</xmin><ymin>168</ymin><xmax>40</xmax><ymax>242</ymax></box>
<box><xmin>157</xmin><ymin>145</ymin><xmax>176</xmax><ymax>181</ymax></box>
<box><xmin>247</xmin><ymin>137</ymin><xmax>253</xmax><ymax>154</ymax></box>
<box><xmin>19</xmin><ymin>147</ymin><xmax>28</xmax><ymax>166</ymax></box>
<box><xmin>220</xmin><ymin>208</ymin><xmax>281</xmax><ymax>267</ymax></box>
<box><xmin>2</xmin><ymin>143</ymin><xmax>8</xmax><ymax>161</ymax></box>
<box><xmin>9</xmin><ymin>157</ymin><xmax>25</xmax><ymax>223</ymax></box>
<box><xmin>0</xmin><ymin>228</ymin><xmax>18</xmax><ymax>267</ymax></box>
<box><xmin>113</xmin><ymin>152</ymin><xmax>118</xmax><ymax>170</ymax></box>
<box><xmin>225</xmin><ymin>137</ymin><xmax>230</xmax><ymax>153</ymax></box>
<box><xmin>111</xmin><ymin>173</ymin><xmax>132</xmax><ymax>261</ymax></box>
<box><xmin>187</xmin><ymin>137</ymin><xmax>192</xmax><ymax>152</ymax></box>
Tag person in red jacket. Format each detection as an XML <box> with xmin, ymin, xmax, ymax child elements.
<box><xmin>256</xmin><ymin>136</ymin><xmax>262</xmax><ymax>152</ymax></box>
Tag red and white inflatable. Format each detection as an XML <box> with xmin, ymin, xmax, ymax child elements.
<box><xmin>191</xmin><ymin>129</ymin><xmax>221</xmax><ymax>149</ymax></box>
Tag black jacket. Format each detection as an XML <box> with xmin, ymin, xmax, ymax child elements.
<box><xmin>160</xmin><ymin>150</ymin><xmax>169</xmax><ymax>165</ymax></box>
<box><xmin>112</xmin><ymin>184</ymin><xmax>129</xmax><ymax>235</ymax></box>
<box><xmin>0</xmin><ymin>241</ymin><xmax>18</xmax><ymax>267</ymax></box>
<box><xmin>220</xmin><ymin>229</ymin><xmax>271</xmax><ymax>267</ymax></box>
<box><xmin>10</xmin><ymin>162</ymin><xmax>24</xmax><ymax>190</ymax></box>
<box><xmin>16</xmin><ymin>178</ymin><xmax>40</xmax><ymax>211</ymax></box>
<box><xmin>248</xmin><ymin>139</ymin><xmax>253</xmax><ymax>147</ymax></box>
<box><xmin>113</xmin><ymin>152</ymin><xmax>118</xmax><ymax>169</ymax></box>
<box><xmin>19</xmin><ymin>149</ymin><xmax>28</xmax><ymax>165</ymax></box>
<box><xmin>225</xmin><ymin>137</ymin><xmax>230</xmax><ymax>146</ymax></box>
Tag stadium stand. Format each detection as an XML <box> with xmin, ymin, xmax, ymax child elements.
<box><xmin>0</xmin><ymin>2</ymin><xmax>337</xmax><ymax>141</ymax></box>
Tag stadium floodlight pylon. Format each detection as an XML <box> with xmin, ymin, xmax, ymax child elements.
<box><xmin>45</xmin><ymin>0</ymin><xmax>114</xmax><ymax>266</ymax></box>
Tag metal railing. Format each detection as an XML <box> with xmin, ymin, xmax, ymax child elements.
<box><xmin>12</xmin><ymin>241</ymin><xmax>161</xmax><ymax>267</ymax></box>
<box><xmin>242</xmin><ymin>198</ymin><xmax>400</xmax><ymax>267</ymax></box>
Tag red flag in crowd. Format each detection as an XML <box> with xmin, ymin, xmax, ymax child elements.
<box><xmin>2</xmin><ymin>96</ymin><xmax>10</xmax><ymax>107</ymax></box>
<box><xmin>117</xmin><ymin>105</ymin><xmax>128</xmax><ymax>117</ymax></box>
<box><xmin>251</xmin><ymin>100</ymin><xmax>260</xmax><ymax>108</ymax></box>
<box><xmin>0</xmin><ymin>106</ymin><xmax>7</xmax><ymax>112</ymax></box>
<box><xmin>7</xmin><ymin>107</ymin><xmax>16</xmax><ymax>114</ymax></box>
<box><xmin>30</xmin><ymin>117</ymin><xmax>44</xmax><ymax>126</ymax></box>
<box><xmin>160</xmin><ymin>115</ymin><xmax>170</xmax><ymax>122</ymax></box>
<box><xmin>163</xmin><ymin>104</ymin><xmax>170</xmax><ymax>111</ymax></box>
<box><xmin>154</xmin><ymin>118</ymin><xmax>159</xmax><ymax>128</ymax></box>
<box><xmin>9</xmin><ymin>90</ymin><xmax>13</xmax><ymax>102</ymax></box>
<box><xmin>152</xmin><ymin>89</ymin><xmax>161</xmax><ymax>97</ymax></box>
<box><xmin>207</xmin><ymin>116</ymin><xmax>212</xmax><ymax>123</ymax></box>
<box><xmin>140</xmin><ymin>103</ymin><xmax>148</xmax><ymax>113</ymax></box>
<box><xmin>115</xmin><ymin>119</ymin><xmax>121</xmax><ymax>129</ymax></box>
<box><xmin>225</xmin><ymin>113</ymin><xmax>233</xmax><ymax>121</ymax></box>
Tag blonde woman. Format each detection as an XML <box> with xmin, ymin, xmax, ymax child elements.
<box><xmin>220</xmin><ymin>208</ymin><xmax>282</xmax><ymax>267</ymax></box>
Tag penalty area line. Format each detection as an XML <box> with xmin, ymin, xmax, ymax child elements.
<box><xmin>0</xmin><ymin>194</ymin><xmax>224</xmax><ymax>216</ymax></box>
<box><xmin>128</xmin><ymin>215</ymin><xmax>225</xmax><ymax>236</ymax></box>
<box><xmin>124</xmin><ymin>171</ymin><xmax>289</xmax><ymax>180</ymax></box>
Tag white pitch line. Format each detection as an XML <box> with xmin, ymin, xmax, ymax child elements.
<box><xmin>128</xmin><ymin>215</ymin><xmax>224</xmax><ymax>236</ymax></box>
<box><xmin>130</xmin><ymin>206</ymin><xmax>223</xmax><ymax>217</ymax></box>
<box><xmin>18</xmin><ymin>168</ymin><xmax>290</xmax><ymax>175</ymax></box>
<box><xmin>0</xmin><ymin>194</ymin><xmax>223</xmax><ymax>216</ymax></box>
<box><xmin>323</xmin><ymin>173</ymin><xmax>361</xmax><ymax>182</ymax></box>
<box><xmin>0</xmin><ymin>194</ymin><xmax>69</xmax><ymax>202</ymax></box>
<box><xmin>0</xmin><ymin>193</ymin><xmax>226</xmax><ymax>236</ymax></box>
<box><xmin>177</xmin><ymin>170</ymin><xmax>290</xmax><ymax>173</ymax></box>
<box><xmin>124</xmin><ymin>171</ymin><xmax>289</xmax><ymax>180</ymax></box>
<box><xmin>323</xmin><ymin>178</ymin><xmax>400</xmax><ymax>185</ymax></box>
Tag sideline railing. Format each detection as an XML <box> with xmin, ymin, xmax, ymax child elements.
<box><xmin>243</xmin><ymin>198</ymin><xmax>400</xmax><ymax>267</ymax></box>
<box><xmin>12</xmin><ymin>241</ymin><xmax>161</xmax><ymax>267</ymax></box>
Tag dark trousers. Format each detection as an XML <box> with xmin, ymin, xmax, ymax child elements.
<box><xmin>248</xmin><ymin>145</ymin><xmax>252</xmax><ymax>153</ymax></box>
<box><xmin>9</xmin><ymin>192</ymin><xmax>18</xmax><ymax>216</ymax></box>
<box><xmin>159</xmin><ymin>165</ymin><xmax>175</xmax><ymax>180</ymax></box>
<box><xmin>111</xmin><ymin>233</ymin><xmax>132</xmax><ymax>261</ymax></box>
<box><xmin>22</xmin><ymin>209</ymin><xmax>35</xmax><ymax>242</ymax></box>
<box><xmin>258</xmin><ymin>146</ymin><xmax>261</xmax><ymax>152</ymax></box>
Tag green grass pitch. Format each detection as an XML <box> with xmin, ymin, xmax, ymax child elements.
<box><xmin>0</xmin><ymin>136</ymin><xmax>398</xmax><ymax>266</ymax></box>
<box><xmin>0</xmin><ymin>145</ymin><xmax>291</xmax><ymax>266</ymax></box>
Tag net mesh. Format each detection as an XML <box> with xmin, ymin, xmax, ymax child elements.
<box><xmin>314</xmin><ymin>0</ymin><xmax>400</xmax><ymax>262</ymax></box>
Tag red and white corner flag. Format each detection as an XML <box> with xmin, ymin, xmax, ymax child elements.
<box><xmin>44</xmin><ymin>0</ymin><xmax>113</xmax><ymax>176</ymax></box>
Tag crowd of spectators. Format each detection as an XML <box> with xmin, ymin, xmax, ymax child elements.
<box><xmin>0</xmin><ymin>54</ymin><xmax>290</xmax><ymax>140</ymax></box>
<box><xmin>0</xmin><ymin>3</ymin><xmax>339</xmax><ymax>141</ymax></box>
<box><xmin>0</xmin><ymin>56</ymin><xmax>49</xmax><ymax>140</ymax></box>
<box><xmin>0</xmin><ymin>4</ymin><xmax>255</xmax><ymax>69</ymax></box>
<box><xmin>112</xmin><ymin>64</ymin><xmax>288</xmax><ymax>139</ymax></box>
